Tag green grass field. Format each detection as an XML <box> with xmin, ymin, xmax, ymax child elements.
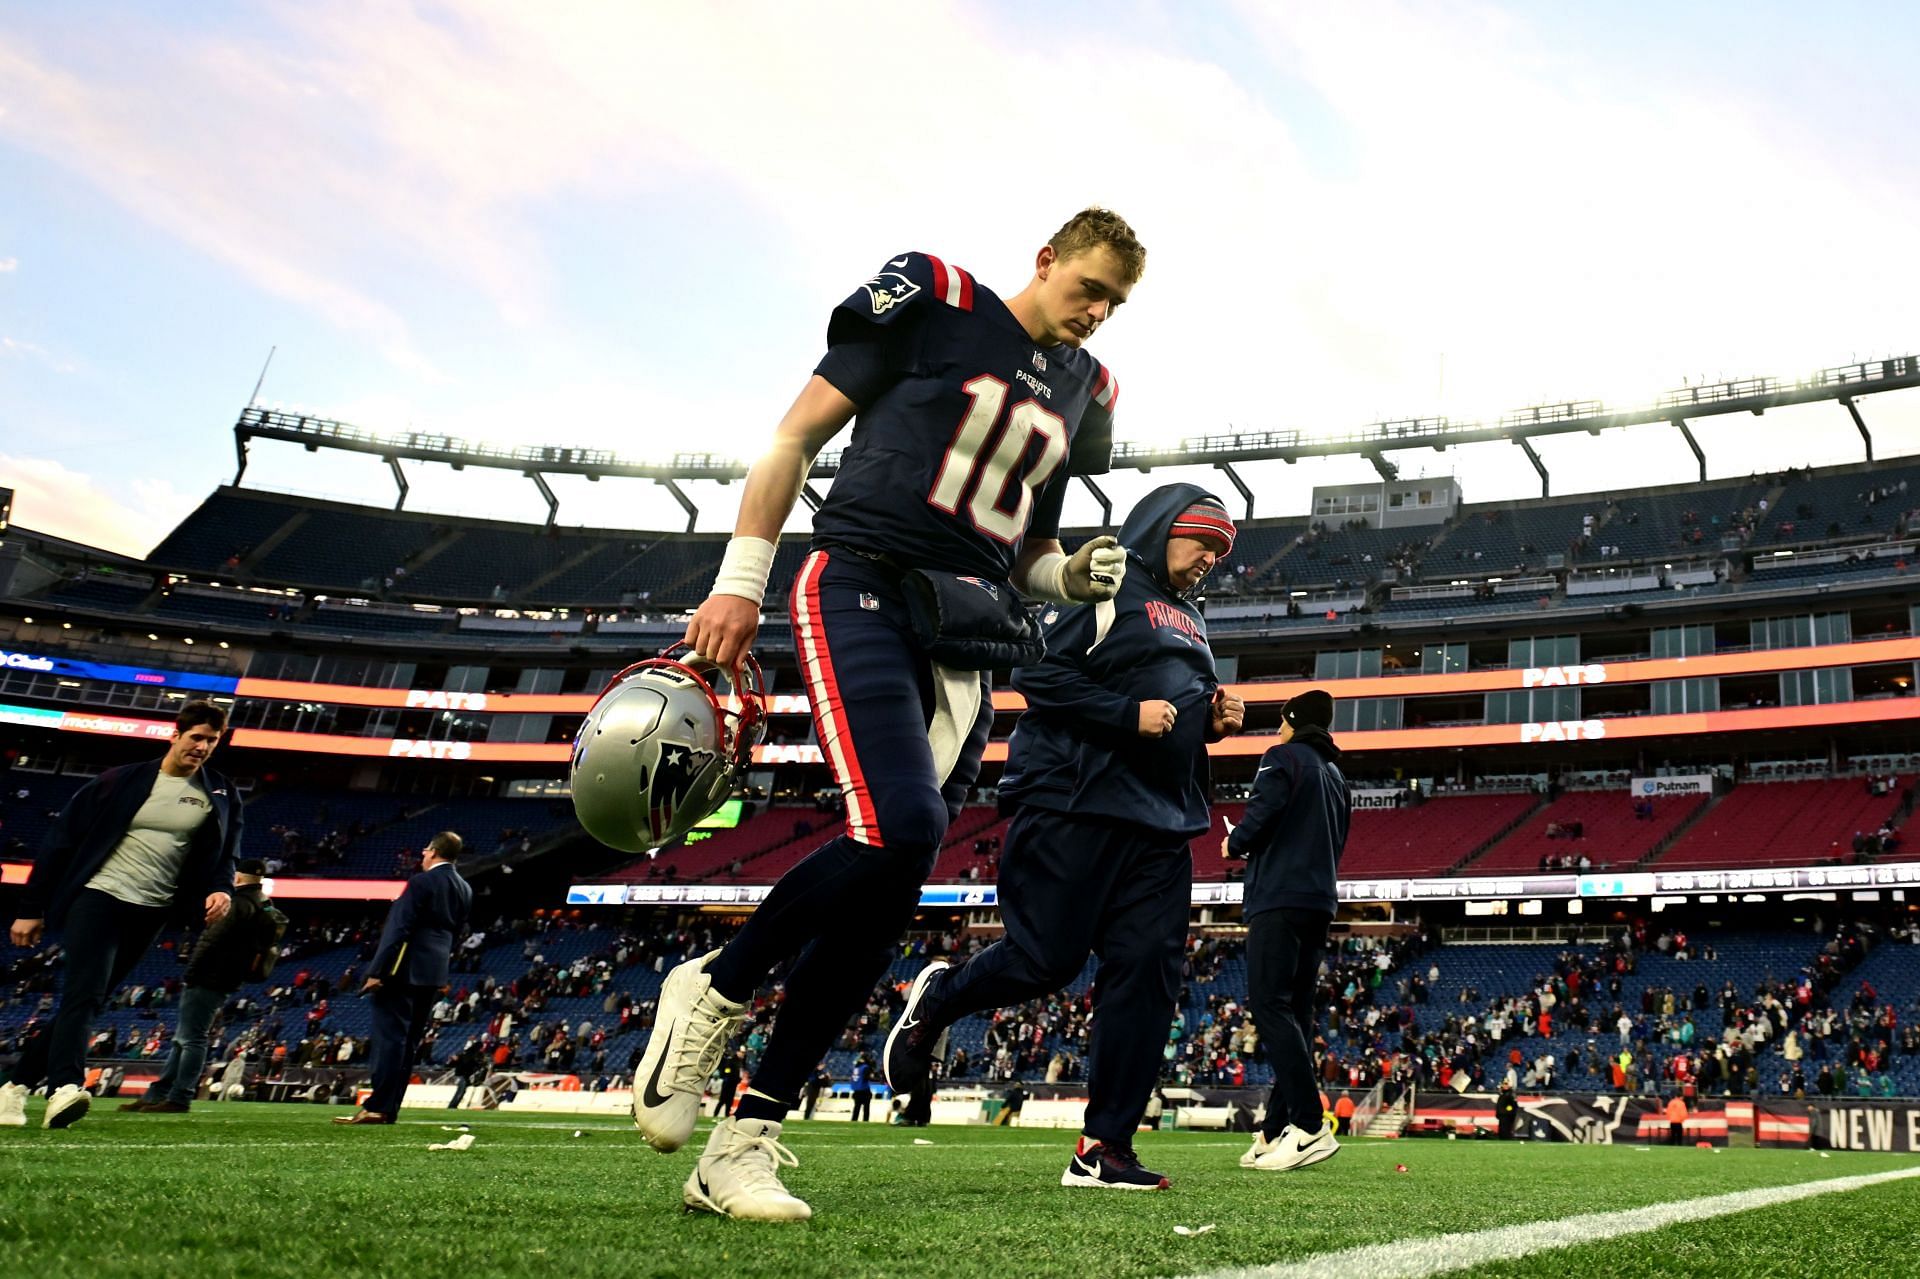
<box><xmin>1</xmin><ymin>1103</ymin><xmax>1916</xmax><ymax>1278</ymax></box>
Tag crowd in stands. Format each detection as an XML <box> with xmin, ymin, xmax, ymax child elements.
<box><xmin>1304</xmin><ymin>919</ymin><xmax>1920</xmax><ymax>1101</ymax></box>
<box><xmin>6</xmin><ymin>901</ymin><xmax>1919</xmax><ymax>1103</ymax></box>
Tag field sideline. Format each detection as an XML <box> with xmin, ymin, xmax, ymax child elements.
<box><xmin>1</xmin><ymin>1104</ymin><xmax>1915</xmax><ymax>1278</ymax></box>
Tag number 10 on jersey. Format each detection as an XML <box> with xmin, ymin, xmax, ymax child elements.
<box><xmin>926</xmin><ymin>375</ymin><xmax>1069</xmax><ymax>544</ymax></box>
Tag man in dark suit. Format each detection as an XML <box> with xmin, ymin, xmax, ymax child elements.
<box><xmin>336</xmin><ymin>832</ymin><xmax>472</xmax><ymax>1125</ymax></box>
<box><xmin>2</xmin><ymin>700</ymin><xmax>242</xmax><ymax>1130</ymax></box>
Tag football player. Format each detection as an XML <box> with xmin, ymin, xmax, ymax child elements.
<box><xmin>635</xmin><ymin>209</ymin><xmax>1146</xmax><ymax>1221</ymax></box>
<box><xmin>884</xmin><ymin>484</ymin><xmax>1245</xmax><ymax>1190</ymax></box>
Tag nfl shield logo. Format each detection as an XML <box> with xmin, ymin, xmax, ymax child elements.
<box><xmin>1031</xmin><ymin>350</ymin><xmax>1048</xmax><ymax>373</ymax></box>
<box><xmin>859</xmin><ymin>592</ymin><xmax>879</xmax><ymax>611</ymax></box>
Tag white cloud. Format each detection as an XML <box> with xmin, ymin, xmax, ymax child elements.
<box><xmin>0</xmin><ymin>257</ymin><xmax>16</xmax><ymax>272</ymax></box>
<box><xmin>1</xmin><ymin>335</ymin><xmax>75</xmax><ymax>373</ymax></box>
<box><xmin>0</xmin><ymin>454</ymin><xmax>195</xmax><ymax>556</ymax></box>
<box><xmin>2</xmin><ymin>1</ymin><xmax>1917</xmax><ymax>493</ymax></box>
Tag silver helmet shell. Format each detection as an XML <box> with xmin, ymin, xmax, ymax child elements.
<box><xmin>570</xmin><ymin>650</ymin><xmax>766</xmax><ymax>854</ymax></box>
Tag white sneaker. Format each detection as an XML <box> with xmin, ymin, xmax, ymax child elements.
<box><xmin>1252</xmin><ymin>1122</ymin><xmax>1339</xmax><ymax>1171</ymax></box>
<box><xmin>682</xmin><ymin>1117</ymin><xmax>812</xmax><ymax>1221</ymax></box>
<box><xmin>632</xmin><ymin>949</ymin><xmax>746</xmax><ymax>1152</ymax></box>
<box><xmin>1239</xmin><ymin>1131</ymin><xmax>1276</xmax><ymax>1168</ymax></box>
<box><xmin>44</xmin><ymin>1084</ymin><xmax>92</xmax><ymax>1131</ymax></box>
<box><xmin>0</xmin><ymin>1082</ymin><xmax>27</xmax><ymax>1128</ymax></box>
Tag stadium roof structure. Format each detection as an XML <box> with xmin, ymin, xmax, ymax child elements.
<box><xmin>233</xmin><ymin>351</ymin><xmax>1920</xmax><ymax>526</ymax></box>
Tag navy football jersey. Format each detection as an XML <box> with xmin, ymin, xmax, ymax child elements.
<box><xmin>810</xmin><ymin>250</ymin><xmax>1117</xmax><ymax>580</ymax></box>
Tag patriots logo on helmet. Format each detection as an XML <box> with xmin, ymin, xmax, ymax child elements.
<box><xmin>954</xmin><ymin>576</ymin><xmax>1000</xmax><ymax>599</ymax></box>
<box><xmin>861</xmin><ymin>271</ymin><xmax>921</xmax><ymax>315</ymax></box>
<box><xmin>646</xmin><ymin>742</ymin><xmax>719</xmax><ymax>842</ymax></box>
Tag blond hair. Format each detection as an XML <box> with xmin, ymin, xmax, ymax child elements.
<box><xmin>1048</xmin><ymin>207</ymin><xmax>1146</xmax><ymax>284</ymax></box>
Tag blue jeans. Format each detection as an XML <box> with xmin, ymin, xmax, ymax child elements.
<box><xmin>152</xmin><ymin>985</ymin><xmax>227</xmax><ymax>1105</ymax></box>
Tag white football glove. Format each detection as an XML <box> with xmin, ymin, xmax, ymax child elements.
<box><xmin>1065</xmin><ymin>535</ymin><xmax>1126</xmax><ymax>602</ymax></box>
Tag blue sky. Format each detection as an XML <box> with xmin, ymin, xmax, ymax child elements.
<box><xmin>4</xmin><ymin>1</ymin><xmax>1919</xmax><ymax>554</ymax></box>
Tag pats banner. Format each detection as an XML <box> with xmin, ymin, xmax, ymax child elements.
<box><xmin>1755</xmin><ymin>1099</ymin><xmax>1920</xmax><ymax>1152</ymax></box>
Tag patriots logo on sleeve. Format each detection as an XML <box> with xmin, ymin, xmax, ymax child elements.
<box><xmin>861</xmin><ymin>271</ymin><xmax>921</xmax><ymax>316</ymax></box>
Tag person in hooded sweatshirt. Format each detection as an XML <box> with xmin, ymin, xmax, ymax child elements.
<box><xmin>1224</xmin><ymin>688</ymin><xmax>1350</xmax><ymax>1172</ymax></box>
<box><xmin>883</xmin><ymin>482</ymin><xmax>1245</xmax><ymax>1191</ymax></box>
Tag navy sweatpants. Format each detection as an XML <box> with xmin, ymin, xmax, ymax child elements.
<box><xmin>923</xmin><ymin>807</ymin><xmax>1193</xmax><ymax>1143</ymax></box>
<box><xmin>706</xmin><ymin>549</ymin><xmax>992</xmax><ymax>1114</ymax></box>
<box><xmin>1247</xmin><ymin>907</ymin><xmax>1331</xmax><ymax>1137</ymax></box>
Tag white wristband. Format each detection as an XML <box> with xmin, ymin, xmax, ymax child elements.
<box><xmin>1023</xmin><ymin>551</ymin><xmax>1075</xmax><ymax>606</ymax></box>
<box><xmin>712</xmin><ymin>536</ymin><xmax>777</xmax><ymax>606</ymax></box>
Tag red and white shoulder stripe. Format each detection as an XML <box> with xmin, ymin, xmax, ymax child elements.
<box><xmin>922</xmin><ymin>253</ymin><xmax>975</xmax><ymax>311</ymax></box>
<box><xmin>1090</xmin><ymin>362</ymin><xmax>1120</xmax><ymax>413</ymax></box>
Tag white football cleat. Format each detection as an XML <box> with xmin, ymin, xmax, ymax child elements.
<box><xmin>0</xmin><ymin>1082</ymin><xmax>27</xmax><ymax>1128</ymax></box>
<box><xmin>1251</xmin><ymin>1122</ymin><xmax>1339</xmax><ymax>1171</ymax></box>
<box><xmin>44</xmin><ymin>1083</ymin><xmax>92</xmax><ymax>1130</ymax></box>
<box><xmin>682</xmin><ymin>1117</ymin><xmax>812</xmax><ymax>1221</ymax></box>
<box><xmin>631</xmin><ymin>949</ymin><xmax>746</xmax><ymax>1152</ymax></box>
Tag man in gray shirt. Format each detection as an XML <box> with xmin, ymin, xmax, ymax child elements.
<box><xmin>2</xmin><ymin>700</ymin><xmax>242</xmax><ymax>1131</ymax></box>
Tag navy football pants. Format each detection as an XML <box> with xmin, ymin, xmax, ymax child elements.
<box><xmin>708</xmin><ymin>549</ymin><xmax>991</xmax><ymax>1115</ymax></box>
<box><xmin>1247</xmin><ymin>906</ymin><xmax>1332</xmax><ymax>1137</ymax></box>
<box><xmin>923</xmin><ymin>807</ymin><xmax>1193</xmax><ymax>1143</ymax></box>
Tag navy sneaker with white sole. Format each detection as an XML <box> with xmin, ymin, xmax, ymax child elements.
<box><xmin>1060</xmin><ymin>1139</ymin><xmax>1170</xmax><ymax>1190</ymax></box>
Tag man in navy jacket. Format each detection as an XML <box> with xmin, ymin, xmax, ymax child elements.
<box><xmin>1224</xmin><ymin>688</ymin><xmax>1350</xmax><ymax>1172</ymax></box>
<box><xmin>2</xmin><ymin>700</ymin><xmax>240</xmax><ymax>1130</ymax></box>
<box><xmin>336</xmin><ymin>831</ymin><xmax>472</xmax><ymax>1125</ymax></box>
<box><xmin>885</xmin><ymin>482</ymin><xmax>1244</xmax><ymax>1190</ymax></box>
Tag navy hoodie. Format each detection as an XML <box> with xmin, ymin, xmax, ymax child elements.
<box><xmin>998</xmin><ymin>482</ymin><xmax>1225</xmax><ymax>839</ymax></box>
<box><xmin>1227</xmin><ymin>731</ymin><xmax>1350</xmax><ymax>918</ymax></box>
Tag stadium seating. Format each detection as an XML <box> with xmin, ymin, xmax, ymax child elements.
<box><xmin>252</xmin><ymin>508</ymin><xmax>442</xmax><ymax>591</ymax></box>
<box><xmin>1463</xmin><ymin>788</ymin><xmax>1711</xmax><ymax>873</ymax></box>
<box><xmin>619</xmin><ymin>808</ymin><xmax>839</xmax><ymax>882</ymax></box>
<box><xmin>1376</xmin><ymin>593</ymin><xmax>1556</xmax><ymax>621</ymax></box>
<box><xmin>402</xmin><ymin>526</ymin><xmax>597</xmax><ymax>600</ymax></box>
<box><xmin>1746</xmin><ymin>553</ymin><xmax>1912</xmax><ymax>586</ymax></box>
<box><xmin>147</xmin><ymin>490</ymin><xmax>304</xmax><ymax>572</ymax></box>
<box><xmin>523</xmin><ymin>538</ymin><xmax>674</xmax><ymax>606</ymax></box>
<box><xmin>151</xmin><ymin>589</ymin><xmax>300</xmax><ymax>628</ymax></box>
<box><xmin>1266</xmin><ymin>522</ymin><xmax>1429</xmax><ymax>588</ymax></box>
<box><xmin>1751</xmin><ymin>459</ymin><xmax>1920</xmax><ymax>547</ymax></box>
<box><xmin>1338</xmin><ymin>792</ymin><xmax>1542</xmax><ymax>878</ymax></box>
<box><xmin>304</xmin><ymin>604</ymin><xmax>454</xmax><ymax>635</ymax></box>
<box><xmin>0</xmin><ymin>772</ymin><xmax>89</xmax><ymax>858</ymax></box>
<box><xmin>42</xmin><ymin>577</ymin><xmax>152</xmax><ymax>612</ymax></box>
<box><xmin>8</xmin><ymin>906</ymin><xmax>1917</xmax><ymax>1096</ymax></box>
<box><xmin>1427</xmin><ymin>501</ymin><xmax>1592</xmax><ymax>574</ymax></box>
<box><xmin>242</xmin><ymin>791</ymin><xmax>579</xmax><ymax>878</ymax></box>
<box><xmin>1651</xmin><ymin>778</ymin><xmax>1910</xmax><ymax>870</ymax></box>
<box><xmin>1587</xmin><ymin>479</ymin><xmax>1772</xmax><ymax>562</ymax></box>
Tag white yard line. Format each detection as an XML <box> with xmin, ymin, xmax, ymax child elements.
<box><xmin>1178</xmin><ymin>1164</ymin><xmax>1920</xmax><ymax>1279</ymax></box>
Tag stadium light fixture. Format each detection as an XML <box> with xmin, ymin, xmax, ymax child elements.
<box><xmin>21</xmin><ymin>617</ymin><xmax>30</xmax><ymax>624</ymax></box>
<box><xmin>146</xmin><ymin>633</ymin><xmax>157</xmax><ymax>640</ymax></box>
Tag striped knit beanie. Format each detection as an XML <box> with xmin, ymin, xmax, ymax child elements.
<box><xmin>1169</xmin><ymin>499</ymin><xmax>1236</xmax><ymax>557</ymax></box>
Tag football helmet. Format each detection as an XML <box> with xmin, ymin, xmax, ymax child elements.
<box><xmin>571</xmin><ymin>646</ymin><xmax>767</xmax><ymax>853</ymax></box>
